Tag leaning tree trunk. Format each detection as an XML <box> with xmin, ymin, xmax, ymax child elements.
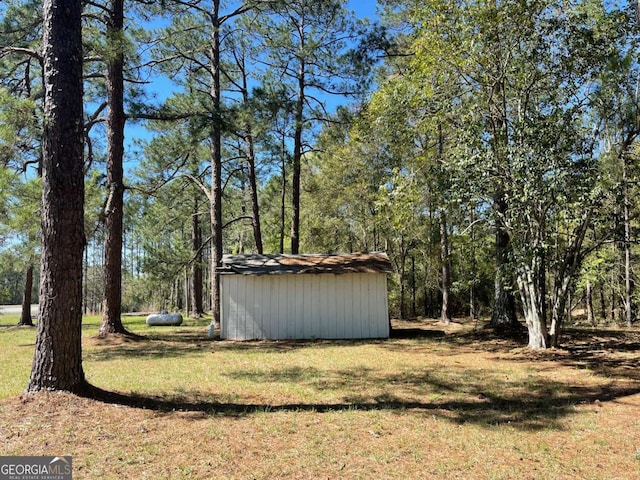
<box><xmin>99</xmin><ymin>0</ymin><xmax>130</xmax><ymax>337</ymax></box>
<box><xmin>28</xmin><ymin>0</ymin><xmax>87</xmax><ymax>392</ymax></box>
<box><xmin>549</xmin><ymin>211</ymin><xmax>591</xmax><ymax>347</ymax></box>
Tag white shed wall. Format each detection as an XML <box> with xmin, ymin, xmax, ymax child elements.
<box><xmin>220</xmin><ymin>273</ymin><xmax>389</xmax><ymax>340</ymax></box>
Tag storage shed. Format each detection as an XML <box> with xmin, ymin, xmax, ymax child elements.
<box><xmin>220</xmin><ymin>252</ymin><xmax>393</xmax><ymax>340</ymax></box>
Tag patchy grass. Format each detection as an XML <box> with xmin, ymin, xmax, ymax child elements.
<box><xmin>1</xmin><ymin>315</ymin><xmax>639</xmax><ymax>479</ymax></box>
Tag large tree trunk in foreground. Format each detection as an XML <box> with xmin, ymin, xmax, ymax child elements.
<box><xmin>28</xmin><ymin>0</ymin><xmax>87</xmax><ymax>392</ymax></box>
<box><xmin>99</xmin><ymin>0</ymin><xmax>130</xmax><ymax>337</ymax></box>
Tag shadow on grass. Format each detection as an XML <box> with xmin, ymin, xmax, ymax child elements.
<box><xmin>78</xmin><ymin>320</ymin><xmax>640</xmax><ymax>431</ymax></box>
<box><xmin>78</xmin><ymin>377</ymin><xmax>640</xmax><ymax>432</ymax></box>
<box><xmin>84</xmin><ymin>331</ymin><xmax>383</xmax><ymax>361</ymax></box>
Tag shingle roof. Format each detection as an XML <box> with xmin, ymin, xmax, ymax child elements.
<box><xmin>220</xmin><ymin>252</ymin><xmax>393</xmax><ymax>276</ymax></box>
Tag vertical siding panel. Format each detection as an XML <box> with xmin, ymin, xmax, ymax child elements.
<box><xmin>343</xmin><ymin>274</ymin><xmax>354</xmax><ymax>338</ymax></box>
<box><xmin>234</xmin><ymin>275</ymin><xmax>247</xmax><ymax>340</ymax></box>
<box><xmin>286</xmin><ymin>275</ymin><xmax>295</xmax><ymax>339</ymax></box>
<box><xmin>363</xmin><ymin>274</ymin><xmax>373</xmax><ymax>338</ymax></box>
<box><xmin>229</xmin><ymin>276</ymin><xmax>238</xmax><ymax>339</ymax></box>
<box><xmin>229</xmin><ymin>276</ymin><xmax>238</xmax><ymax>340</ymax></box>
<box><xmin>360</xmin><ymin>274</ymin><xmax>370</xmax><ymax>338</ymax></box>
<box><xmin>327</xmin><ymin>275</ymin><xmax>338</xmax><ymax>338</ymax></box>
<box><xmin>380</xmin><ymin>274</ymin><xmax>390</xmax><ymax>337</ymax></box>
<box><xmin>310</xmin><ymin>275</ymin><xmax>320</xmax><ymax>338</ymax></box>
<box><xmin>261</xmin><ymin>276</ymin><xmax>268</xmax><ymax>339</ymax></box>
<box><xmin>371</xmin><ymin>275</ymin><xmax>379</xmax><ymax>336</ymax></box>
<box><xmin>350</xmin><ymin>274</ymin><xmax>362</xmax><ymax>338</ymax></box>
<box><xmin>223</xmin><ymin>276</ymin><xmax>231</xmax><ymax>339</ymax></box>
<box><xmin>270</xmin><ymin>276</ymin><xmax>277</xmax><ymax>339</ymax></box>
<box><xmin>354</xmin><ymin>274</ymin><xmax>363</xmax><ymax>339</ymax></box>
<box><xmin>319</xmin><ymin>275</ymin><xmax>328</xmax><ymax>338</ymax></box>
<box><xmin>293</xmin><ymin>277</ymin><xmax>306</xmax><ymax>338</ymax></box>
<box><xmin>220</xmin><ymin>276</ymin><xmax>228</xmax><ymax>339</ymax></box>
<box><xmin>334</xmin><ymin>275</ymin><xmax>344</xmax><ymax>338</ymax></box>
<box><xmin>283</xmin><ymin>275</ymin><xmax>290</xmax><ymax>339</ymax></box>
<box><xmin>282</xmin><ymin>276</ymin><xmax>288</xmax><ymax>339</ymax></box>
<box><xmin>257</xmin><ymin>277</ymin><xmax>266</xmax><ymax>339</ymax></box>
<box><xmin>275</xmin><ymin>276</ymin><xmax>282</xmax><ymax>339</ymax></box>
<box><xmin>237</xmin><ymin>276</ymin><xmax>246</xmax><ymax>340</ymax></box>
<box><xmin>367</xmin><ymin>275</ymin><xmax>376</xmax><ymax>337</ymax></box>
<box><xmin>354</xmin><ymin>274</ymin><xmax>364</xmax><ymax>338</ymax></box>
<box><xmin>341</xmin><ymin>275</ymin><xmax>349</xmax><ymax>338</ymax></box>
<box><xmin>229</xmin><ymin>276</ymin><xmax>242</xmax><ymax>339</ymax></box>
<box><xmin>272</xmin><ymin>276</ymin><xmax>279</xmax><ymax>339</ymax></box>
<box><xmin>265</xmin><ymin>277</ymin><xmax>272</xmax><ymax>339</ymax></box>
<box><xmin>252</xmin><ymin>277</ymin><xmax>259</xmax><ymax>338</ymax></box>
<box><xmin>341</xmin><ymin>274</ymin><xmax>350</xmax><ymax>338</ymax></box>
<box><xmin>278</xmin><ymin>275</ymin><xmax>286</xmax><ymax>340</ymax></box>
<box><xmin>247</xmin><ymin>277</ymin><xmax>261</xmax><ymax>339</ymax></box>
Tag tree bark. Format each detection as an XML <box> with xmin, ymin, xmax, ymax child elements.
<box><xmin>549</xmin><ymin>211</ymin><xmax>591</xmax><ymax>346</ymax></box>
<box><xmin>191</xmin><ymin>196</ymin><xmax>204</xmax><ymax>317</ymax></box>
<box><xmin>490</xmin><ymin>192</ymin><xmax>519</xmax><ymax>334</ymax></box>
<box><xmin>99</xmin><ymin>0</ymin><xmax>129</xmax><ymax>337</ymax></box>
<box><xmin>585</xmin><ymin>280</ymin><xmax>595</xmax><ymax>325</ymax></box>
<box><xmin>28</xmin><ymin>0</ymin><xmax>87</xmax><ymax>393</ymax></box>
<box><xmin>18</xmin><ymin>263</ymin><xmax>34</xmax><ymax>326</ymax></box>
<box><xmin>598</xmin><ymin>283</ymin><xmax>607</xmax><ymax>323</ymax></box>
<box><xmin>516</xmin><ymin>262</ymin><xmax>548</xmax><ymax>349</ymax></box>
<box><xmin>239</xmin><ymin>58</ymin><xmax>263</xmax><ymax>254</ymax></box>
<box><xmin>622</xmin><ymin>153</ymin><xmax>633</xmax><ymax>327</ymax></box>
<box><xmin>440</xmin><ymin>211</ymin><xmax>451</xmax><ymax>324</ymax></box>
<box><xmin>210</xmin><ymin>0</ymin><xmax>223</xmax><ymax>328</ymax></box>
<box><xmin>280</xmin><ymin>146</ymin><xmax>286</xmax><ymax>254</ymax></box>
<box><xmin>290</xmin><ymin>58</ymin><xmax>305</xmax><ymax>254</ymax></box>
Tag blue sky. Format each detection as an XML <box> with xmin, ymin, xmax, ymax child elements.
<box><xmin>123</xmin><ymin>1</ymin><xmax>380</xmax><ymax>169</ymax></box>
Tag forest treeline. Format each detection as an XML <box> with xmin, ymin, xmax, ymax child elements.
<box><xmin>1</xmin><ymin>0</ymin><xmax>639</xmax><ymax>349</ymax></box>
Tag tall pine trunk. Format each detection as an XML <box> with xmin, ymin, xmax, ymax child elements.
<box><xmin>209</xmin><ymin>0</ymin><xmax>223</xmax><ymax>328</ymax></box>
<box><xmin>28</xmin><ymin>0</ymin><xmax>87</xmax><ymax>392</ymax></box>
<box><xmin>99</xmin><ymin>0</ymin><xmax>129</xmax><ymax>337</ymax></box>
<box><xmin>239</xmin><ymin>60</ymin><xmax>263</xmax><ymax>254</ymax></box>
<box><xmin>291</xmin><ymin>61</ymin><xmax>305</xmax><ymax>254</ymax></box>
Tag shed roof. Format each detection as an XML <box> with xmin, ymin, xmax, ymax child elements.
<box><xmin>220</xmin><ymin>252</ymin><xmax>393</xmax><ymax>276</ymax></box>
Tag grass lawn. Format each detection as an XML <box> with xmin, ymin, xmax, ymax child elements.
<box><xmin>1</xmin><ymin>313</ymin><xmax>639</xmax><ymax>479</ymax></box>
